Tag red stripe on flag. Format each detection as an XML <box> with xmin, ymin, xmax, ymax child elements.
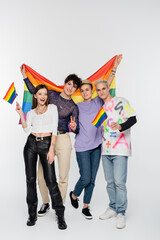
<box><xmin>3</xmin><ymin>82</ymin><xmax>14</xmax><ymax>100</ymax></box>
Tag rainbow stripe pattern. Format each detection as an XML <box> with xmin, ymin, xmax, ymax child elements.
<box><xmin>3</xmin><ymin>82</ymin><xmax>18</xmax><ymax>104</ymax></box>
<box><xmin>92</xmin><ymin>106</ymin><xmax>107</xmax><ymax>127</ymax></box>
<box><xmin>21</xmin><ymin>56</ymin><xmax>117</xmax><ymax>119</ymax></box>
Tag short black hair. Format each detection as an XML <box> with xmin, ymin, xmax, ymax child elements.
<box><xmin>64</xmin><ymin>74</ymin><xmax>82</xmax><ymax>89</ymax></box>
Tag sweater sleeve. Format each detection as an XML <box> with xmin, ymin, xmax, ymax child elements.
<box><xmin>23</xmin><ymin>77</ymin><xmax>35</xmax><ymax>94</ymax></box>
<box><xmin>120</xmin><ymin>116</ymin><xmax>137</xmax><ymax>132</ymax></box>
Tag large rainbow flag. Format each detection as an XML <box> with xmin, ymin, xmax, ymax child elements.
<box><xmin>22</xmin><ymin>56</ymin><xmax>117</xmax><ymax>119</ymax></box>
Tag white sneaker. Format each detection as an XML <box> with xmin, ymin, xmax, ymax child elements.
<box><xmin>99</xmin><ymin>208</ymin><xmax>116</xmax><ymax>220</ymax></box>
<box><xmin>116</xmin><ymin>214</ymin><xmax>126</xmax><ymax>229</ymax></box>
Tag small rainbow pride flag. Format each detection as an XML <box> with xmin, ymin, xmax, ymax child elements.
<box><xmin>92</xmin><ymin>106</ymin><xmax>107</xmax><ymax>128</ymax></box>
<box><xmin>3</xmin><ymin>82</ymin><xmax>18</xmax><ymax>104</ymax></box>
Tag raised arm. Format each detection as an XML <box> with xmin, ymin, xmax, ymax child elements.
<box><xmin>20</xmin><ymin>65</ymin><xmax>35</xmax><ymax>94</ymax></box>
<box><xmin>107</xmin><ymin>54</ymin><xmax>123</xmax><ymax>88</ymax></box>
<box><xmin>21</xmin><ymin>65</ymin><xmax>58</xmax><ymax>103</ymax></box>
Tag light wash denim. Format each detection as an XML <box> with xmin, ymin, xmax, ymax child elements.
<box><xmin>102</xmin><ymin>155</ymin><xmax>128</xmax><ymax>214</ymax></box>
<box><xmin>73</xmin><ymin>145</ymin><xmax>101</xmax><ymax>204</ymax></box>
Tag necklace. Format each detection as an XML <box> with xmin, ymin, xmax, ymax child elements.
<box><xmin>35</xmin><ymin>105</ymin><xmax>47</xmax><ymax>115</ymax></box>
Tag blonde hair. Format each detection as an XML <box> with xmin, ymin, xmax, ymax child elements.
<box><xmin>80</xmin><ymin>79</ymin><xmax>93</xmax><ymax>90</ymax></box>
<box><xmin>94</xmin><ymin>79</ymin><xmax>108</xmax><ymax>88</ymax></box>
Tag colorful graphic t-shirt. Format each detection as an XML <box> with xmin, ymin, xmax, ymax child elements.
<box><xmin>102</xmin><ymin>97</ymin><xmax>136</xmax><ymax>156</ymax></box>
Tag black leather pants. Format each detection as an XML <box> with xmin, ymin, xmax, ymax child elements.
<box><xmin>23</xmin><ymin>134</ymin><xmax>65</xmax><ymax>218</ymax></box>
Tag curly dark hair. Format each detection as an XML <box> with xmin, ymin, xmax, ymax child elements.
<box><xmin>64</xmin><ymin>74</ymin><xmax>82</xmax><ymax>89</ymax></box>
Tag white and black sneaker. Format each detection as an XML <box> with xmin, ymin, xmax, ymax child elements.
<box><xmin>37</xmin><ymin>203</ymin><xmax>50</xmax><ymax>217</ymax></box>
<box><xmin>82</xmin><ymin>207</ymin><xmax>93</xmax><ymax>220</ymax></box>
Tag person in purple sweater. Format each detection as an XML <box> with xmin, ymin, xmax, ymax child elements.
<box><xmin>69</xmin><ymin>55</ymin><xmax>122</xmax><ymax>219</ymax></box>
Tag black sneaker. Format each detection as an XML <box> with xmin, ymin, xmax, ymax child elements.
<box><xmin>82</xmin><ymin>207</ymin><xmax>93</xmax><ymax>220</ymax></box>
<box><xmin>26</xmin><ymin>216</ymin><xmax>37</xmax><ymax>226</ymax></box>
<box><xmin>37</xmin><ymin>203</ymin><xmax>50</xmax><ymax>217</ymax></box>
<box><xmin>69</xmin><ymin>191</ymin><xmax>79</xmax><ymax>209</ymax></box>
<box><xmin>57</xmin><ymin>215</ymin><xmax>67</xmax><ymax>230</ymax></box>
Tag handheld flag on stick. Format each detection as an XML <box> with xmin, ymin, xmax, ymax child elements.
<box><xmin>92</xmin><ymin>106</ymin><xmax>107</xmax><ymax>128</ymax></box>
<box><xmin>3</xmin><ymin>82</ymin><xmax>18</xmax><ymax>104</ymax></box>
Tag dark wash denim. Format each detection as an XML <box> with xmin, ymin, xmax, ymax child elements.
<box><xmin>73</xmin><ymin>145</ymin><xmax>101</xmax><ymax>204</ymax></box>
<box><xmin>23</xmin><ymin>134</ymin><xmax>64</xmax><ymax>218</ymax></box>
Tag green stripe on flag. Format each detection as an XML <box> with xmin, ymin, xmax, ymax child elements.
<box><xmin>110</xmin><ymin>89</ymin><xmax>115</xmax><ymax>97</ymax></box>
<box><xmin>23</xmin><ymin>90</ymin><xmax>33</xmax><ymax>102</ymax></box>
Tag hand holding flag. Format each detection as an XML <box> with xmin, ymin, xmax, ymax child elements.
<box><xmin>20</xmin><ymin>64</ymin><xmax>27</xmax><ymax>79</ymax></box>
<box><xmin>16</xmin><ymin>102</ymin><xmax>23</xmax><ymax>116</ymax></box>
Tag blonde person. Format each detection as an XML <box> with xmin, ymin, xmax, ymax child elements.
<box><xmin>95</xmin><ymin>79</ymin><xmax>137</xmax><ymax>229</ymax></box>
<box><xmin>69</xmin><ymin>55</ymin><xmax>122</xmax><ymax>219</ymax></box>
<box><xmin>16</xmin><ymin>84</ymin><xmax>67</xmax><ymax>229</ymax></box>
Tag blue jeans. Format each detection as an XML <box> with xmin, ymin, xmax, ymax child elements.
<box><xmin>73</xmin><ymin>145</ymin><xmax>101</xmax><ymax>204</ymax></box>
<box><xmin>102</xmin><ymin>155</ymin><xmax>128</xmax><ymax>214</ymax></box>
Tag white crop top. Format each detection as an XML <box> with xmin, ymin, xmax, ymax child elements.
<box><xmin>23</xmin><ymin>104</ymin><xmax>58</xmax><ymax>135</ymax></box>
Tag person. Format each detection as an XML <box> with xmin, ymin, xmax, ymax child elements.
<box><xmin>94</xmin><ymin>79</ymin><xmax>137</xmax><ymax>229</ymax></box>
<box><xmin>69</xmin><ymin>55</ymin><xmax>122</xmax><ymax>219</ymax></box>
<box><xmin>21</xmin><ymin>66</ymin><xmax>81</xmax><ymax>216</ymax></box>
<box><xmin>16</xmin><ymin>84</ymin><xmax>67</xmax><ymax>229</ymax></box>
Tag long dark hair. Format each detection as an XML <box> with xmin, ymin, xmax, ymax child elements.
<box><xmin>32</xmin><ymin>84</ymin><xmax>49</xmax><ymax>109</ymax></box>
